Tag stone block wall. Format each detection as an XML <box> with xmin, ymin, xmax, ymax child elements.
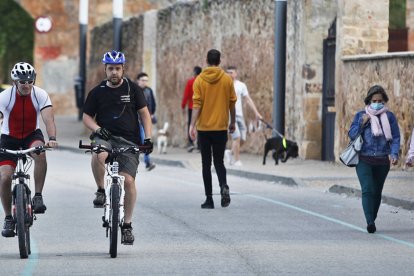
<box><xmin>85</xmin><ymin>0</ymin><xmax>339</xmax><ymax>159</ymax></box>
<box><xmin>155</xmin><ymin>0</ymin><xmax>275</xmax><ymax>150</ymax></box>
<box><xmin>336</xmin><ymin>53</ymin><xmax>414</xmax><ymax>162</ymax></box>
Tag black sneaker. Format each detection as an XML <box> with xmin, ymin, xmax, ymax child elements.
<box><xmin>146</xmin><ymin>163</ymin><xmax>156</xmax><ymax>171</ymax></box>
<box><xmin>32</xmin><ymin>195</ymin><xmax>47</xmax><ymax>214</ymax></box>
<box><xmin>201</xmin><ymin>197</ymin><xmax>214</xmax><ymax>209</ymax></box>
<box><xmin>1</xmin><ymin>217</ymin><xmax>15</xmax><ymax>237</ymax></box>
<box><xmin>121</xmin><ymin>224</ymin><xmax>134</xmax><ymax>245</ymax></box>
<box><xmin>220</xmin><ymin>185</ymin><xmax>231</xmax><ymax>208</ymax></box>
<box><xmin>367</xmin><ymin>223</ymin><xmax>376</xmax><ymax>234</ymax></box>
<box><xmin>93</xmin><ymin>191</ymin><xmax>105</xmax><ymax>208</ymax></box>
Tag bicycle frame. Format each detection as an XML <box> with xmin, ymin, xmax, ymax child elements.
<box><xmin>12</xmin><ymin>155</ymin><xmax>33</xmax><ymax>226</ymax></box>
<box><xmin>104</xmin><ymin>160</ymin><xmax>125</xmax><ymax>231</ymax></box>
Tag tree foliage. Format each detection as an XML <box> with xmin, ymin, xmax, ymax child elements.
<box><xmin>0</xmin><ymin>0</ymin><xmax>34</xmax><ymax>84</ymax></box>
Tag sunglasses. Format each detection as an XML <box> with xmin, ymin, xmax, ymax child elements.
<box><xmin>18</xmin><ymin>80</ymin><xmax>34</xmax><ymax>85</ymax></box>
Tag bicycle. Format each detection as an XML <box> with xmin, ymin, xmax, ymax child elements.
<box><xmin>0</xmin><ymin>146</ymin><xmax>48</xmax><ymax>259</ymax></box>
<box><xmin>79</xmin><ymin>140</ymin><xmax>145</xmax><ymax>258</ymax></box>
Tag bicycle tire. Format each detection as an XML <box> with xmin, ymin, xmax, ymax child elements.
<box><xmin>26</xmin><ymin>193</ymin><xmax>32</xmax><ymax>255</ymax></box>
<box><xmin>109</xmin><ymin>182</ymin><xmax>120</xmax><ymax>258</ymax></box>
<box><xmin>15</xmin><ymin>184</ymin><xmax>29</xmax><ymax>259</ymax></box>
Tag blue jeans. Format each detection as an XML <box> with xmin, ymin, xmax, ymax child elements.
<box><xmin>139</xmin><ymin>125</ymin><xmax>151</xmax><ymax>167</ymax></box>
<box><xmin>355</xmin><ymin>160</ymin><xmax>390</xmax><ymax>224</ymax></box>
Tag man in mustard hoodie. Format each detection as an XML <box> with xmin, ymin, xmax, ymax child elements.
<box><xmin>189</xmin><ymin>49</ymin><xmax>237</xmax><ymax>209</ymax></box>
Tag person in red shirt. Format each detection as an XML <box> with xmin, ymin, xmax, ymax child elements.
<box><xmin>181</xmin><ymin>66</ymin><xmax>202</xmax><ymax>152</ymax></box>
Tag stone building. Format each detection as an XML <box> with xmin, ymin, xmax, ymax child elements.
<box><xmin>12</xmin><ymin>0</ymin><xmax>180</xmax><ymax>114</ymax></box>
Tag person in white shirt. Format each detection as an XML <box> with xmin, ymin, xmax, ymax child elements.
<box><xmin>225</xmin><ymin>66</ymin><xmax>262</xmax><ymax>166</ymax></box>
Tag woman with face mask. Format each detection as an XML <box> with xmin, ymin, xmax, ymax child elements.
<box><xmin>348</xmin><ymin>85</ymin><xmax>400</xmax><ymax>234</ymax></box>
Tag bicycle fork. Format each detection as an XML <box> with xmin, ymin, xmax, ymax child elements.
<box><xmin>103</xmin><ymin>163</ymin><xmax>125</xmax><ymax>235</ymax></box>
<box><xmin>12</xmin><ymin>178</ymin><xmax>34</xmax><ymax>226</ymax></box>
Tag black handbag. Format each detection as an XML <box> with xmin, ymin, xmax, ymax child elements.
<box><xmin>339</xmin><ymin>135</ymin><xmax>363</xmax><ymax>167</ymax></box>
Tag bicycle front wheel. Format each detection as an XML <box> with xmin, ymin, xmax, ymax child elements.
<box><xmin>109</xmin><ymin>183</ymin><xmax>120</xmax><ymax>258</ymax></box>
<box><xmin>15</xmin><ymin>184</ymin><xmax>29</xmax><ymax>259</ymax></box>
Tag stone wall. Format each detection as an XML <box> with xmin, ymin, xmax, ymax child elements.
<box><xmin>337</xmin><ymin>53</ymin><xmax>414</xmax><ymax>162</ymax></box>
<box><xmin>87</xmin><ymin>16</ymin><xmax>144</xmax><ymax>93</ymax></box>
<box><xmin>85</xmin><ymin>0</ymin><xmax>339</xmax><ymax>159</ymax></box>
<box><xmin>286</xmin><ymin>0</ymin><xmax>337</xmax><ymax>159</ymax></box>
<box><xmin>156</xmin><ymin>0</ymin><xmax>275</xmax><ymax>150</ymax></box>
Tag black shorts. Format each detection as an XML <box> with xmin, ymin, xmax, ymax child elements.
<box><xmin>0</xmin><ymin>129</ymin><xmax>45</xmax><ymax>167</ymax></box>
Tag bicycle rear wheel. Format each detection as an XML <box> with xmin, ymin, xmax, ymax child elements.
<box><xmin>109</xmin><ymin>183</ymin><xmax>120</xmax><ymax>258</ymax></box>
<box><xmin>15</xmin><ymin>184</ymin><xmax>29</xmax><ymax>259</ymax></box>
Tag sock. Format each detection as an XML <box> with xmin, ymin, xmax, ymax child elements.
<box><xmin>97</xmin><ymin>188</ymin><xmax>105</xmax><ymax>193</ymax></box>
<box><xmin>35</xmin><ymin>192</ymin><xmax>42</xmax><ymax>197</ymax></box>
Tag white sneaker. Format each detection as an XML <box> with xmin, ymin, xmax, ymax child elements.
<box><xmin>224</xmin><ymin>149</ymin><xmax>233</xmax><ymax>165</ymax></box>
<box><xmin>233</xmin><ymin>160</ymin><xmax>243</xmax><ymax>166</ymax></box>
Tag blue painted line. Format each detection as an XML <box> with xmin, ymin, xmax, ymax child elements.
<box><xmin>21</xmin><ymin>237</ymin><xmax>39</xmax><ymax>276</ymax></box>
<box><xmin>0</xmin><ymin>205</ymin><xmax>39</xmax><ymax>275</ymax></box>
<box><xmin>245</xmin><ymin>193</ymin><xmax>414</xmax><ymax>250</ymax></box>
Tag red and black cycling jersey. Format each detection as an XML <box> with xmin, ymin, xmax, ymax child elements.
<box><xmin>0</xmin><ymin>86</ymin><xmax>52</xmax><ymax>139</ymax></box>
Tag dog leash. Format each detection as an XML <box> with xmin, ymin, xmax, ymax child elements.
<box><xmin>259</xmin><ymin>119</ymin><xmax>287</xmax><ymax>149</ymax></box>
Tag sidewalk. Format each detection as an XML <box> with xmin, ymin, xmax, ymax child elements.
<box><xmin>54</xmin><ymin>115</ymin><xmax>414</xmax><ymax>210</ymax></box>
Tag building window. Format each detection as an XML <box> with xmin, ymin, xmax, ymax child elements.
<box><xmin>388</xmin><ymin>0</ymin><xmax>407</xmax><ymax>52</ymax></box>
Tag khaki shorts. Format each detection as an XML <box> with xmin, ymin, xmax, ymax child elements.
<box><xmin>91</xmin><ymin>135</ymin><xmax>140</xmax><ymax>177</ymax></box>
<box><xmin>231</xmin><ymin>116</ymin><xmax>247</xmax><ymax>141</ymax></box>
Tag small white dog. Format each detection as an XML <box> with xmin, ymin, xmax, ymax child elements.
<box><xmin>157</xmin><ymin>122</ymin><xmax>169</xmax><ymax>154</ymax></box>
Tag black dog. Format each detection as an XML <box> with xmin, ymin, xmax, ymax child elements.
<box><xmin>263</xmin><ymin>136</ymin><xmax>299</xmax><ymax>165</ymax></box>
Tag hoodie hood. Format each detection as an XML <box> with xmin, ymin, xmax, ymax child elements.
<box><xmin>199</xmin><ymin>67</ymin><xmax>225</xmax><ymax>84</ymax></box>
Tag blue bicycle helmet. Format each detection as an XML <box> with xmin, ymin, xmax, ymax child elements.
<box><xmin>102</xmin><ymin>50</ymin><xmax>126</xmax><ymax>64</ymax></box>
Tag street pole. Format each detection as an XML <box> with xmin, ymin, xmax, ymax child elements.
<box><xmin>273</xmin><ymin>0</ymin><xmax>287</xmax><ymax>136</ymax></box>
<box><xmin>76</xmin><ymin>0</ymin><xmax>88</xmax><ymax>121</ymax></box>
<box><xmin>113</xmin><ymin>0</ymin><xmax>123</xmax><ymax>51</ymax></box>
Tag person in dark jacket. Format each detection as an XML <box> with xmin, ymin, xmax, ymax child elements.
<box><xmin>348</xmin><ymin>85</ymin><xmax>400</xmax><ymax>233</ymax></box>
<box><xmin>137</xmin><ymin>72</ymin><xmax>156</xmax><ymax>171</ymax></box>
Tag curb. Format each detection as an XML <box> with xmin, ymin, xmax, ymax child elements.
<box><xmin>226</xmin><ymin>168</ymin><xmax>297</xmax><ymax>186</ymax></box>
<box><xmin>328</xmin><ymin>184</ymin><xmax>414</xmax><ymax>211</ymax></box>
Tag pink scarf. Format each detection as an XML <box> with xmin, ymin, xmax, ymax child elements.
<box><xmin>365</xmin><ymin>106</ymin><xmax>392</xmax><ymax>141</ymax></box>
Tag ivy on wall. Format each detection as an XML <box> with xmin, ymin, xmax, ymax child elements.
<box><xmin>0</xmin><ymin>0</ymin><xmax>34</xmax><ymax>84</ymax></box>
<box><xmin>389</xmin><ymin>0</ymin><xmax>406</xmax><ymax>29</ymax></box>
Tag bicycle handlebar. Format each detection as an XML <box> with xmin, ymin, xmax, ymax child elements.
<box><xmin>0</xmin><ymin>145</ymin><xmax>49</xmax><ymax>156</ymax></box>
<box><xmin>79</xmin><ymin>140</ymin><xmax>147</xmax><ymax>154</ymax></box>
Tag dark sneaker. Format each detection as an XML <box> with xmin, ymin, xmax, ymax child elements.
<box><xmin>121</xmin><ymin>225</ymin><xmax>134</xmax><ymax>245</ymax></box>
<box><xmin>93</xmin><ymin>191</ymin><xmax>105</xmax><ymax>208</ymax></box>
<box><xmin>1</xmin><ymin>217</ymin><xmax>15</xmax><ymax>237</ymax></box>
<box><xmin>201</xmin><ymin>197</ymin><xmax>214</xmax><ymax>209</ymax></box>
<box><xmin>146</xmin><ymin>163</ymin><xmax>156</xmax><ymax>171</ymax></box>
<box><xmin>220</xmin><ymin>185</ymin><xmax>231</xmax><ymax>208</ymax></box>
<box><xmin>367</xmin><ymin>223</ymin><xmax>376</xmax><ymax>234</ymax></box>
<box><xmin>32</xmin><ymin>195</ymin><xmax>47</xmax><ymax>214</ymax></box>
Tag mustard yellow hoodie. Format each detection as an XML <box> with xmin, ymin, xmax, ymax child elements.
<box><xmin>192</xmin><ymin>66</ymin><xmax>237</xmax><ymax>131</ymax></box>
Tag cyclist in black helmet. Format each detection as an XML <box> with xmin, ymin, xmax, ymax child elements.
<box><xmin>0</xmin><ymin>62</ymin><xmax>58</xmax><ymax>238</ymax></box>
<box><xmin>82</xmin><ymin>50</ymin><xmax>153</xmax><ymax>245</ymax></box>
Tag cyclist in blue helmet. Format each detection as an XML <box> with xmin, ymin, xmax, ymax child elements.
<box><xmin>83</xmin><ymin>50</ymin><xmax>154</xmax><ymax>245</ymax></box>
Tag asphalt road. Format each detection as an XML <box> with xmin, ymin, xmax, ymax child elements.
<box><xmin>1</xmin><ymin>150</ymin><xmax>414</xmax><ymax>275</ymax></box>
